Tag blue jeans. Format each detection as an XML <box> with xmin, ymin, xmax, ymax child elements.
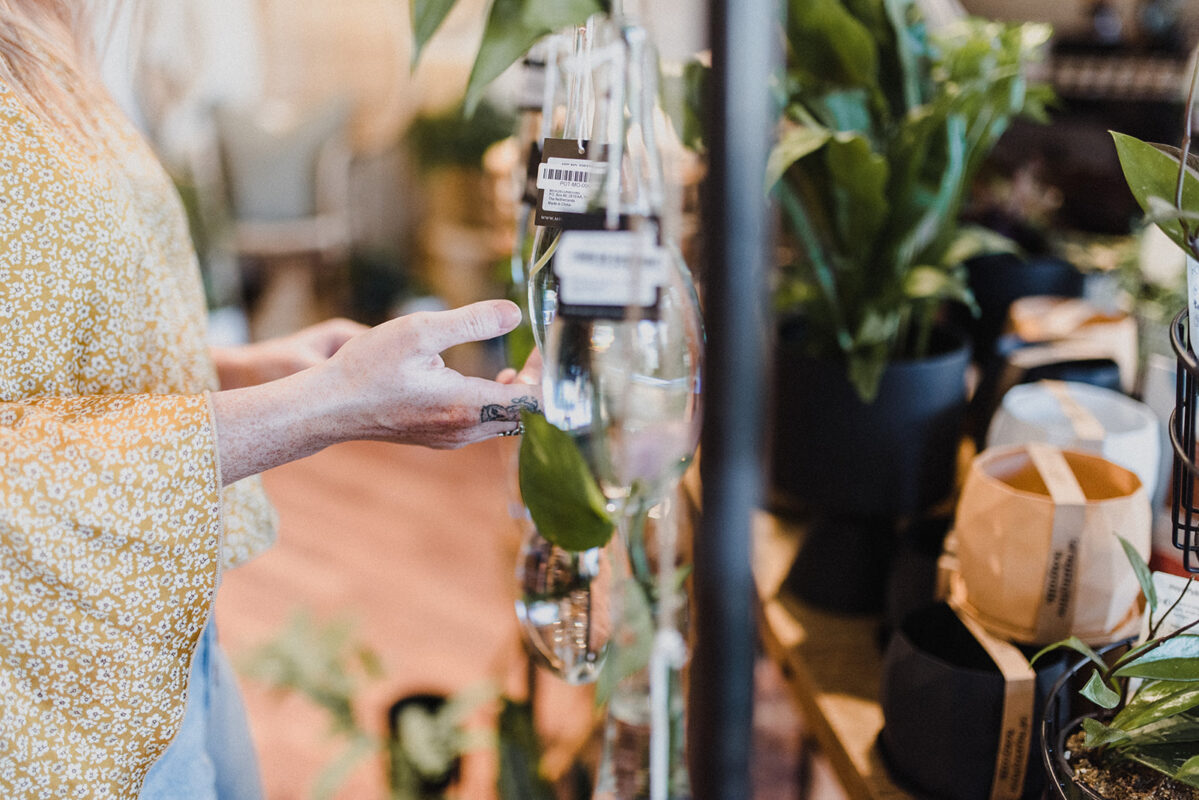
<box><xmin>139</xmin><ymin>621</ymin><xmax>264</xmax><ymax>800</ymax></box>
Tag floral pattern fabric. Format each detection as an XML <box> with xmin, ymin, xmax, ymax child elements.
<box><xmin>0</xmin><ymin>62</ymin><xmax>276</xmax><ymax>798</ymax></box>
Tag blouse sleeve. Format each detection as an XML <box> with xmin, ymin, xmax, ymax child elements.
<box><xmin>0</xmin><ymin>392</ymin><xmax>224</xmax><ymax>798</ymax></box>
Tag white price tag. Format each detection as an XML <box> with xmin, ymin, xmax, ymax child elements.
<box><xmin>556</xmin><ymin>230</ymin><xmax>667</xmax><ymax>308</ymax></box>
<box><xmin>536</xmin><ymin>158</ymin><xmax>607</xmax><ymax>213</ymax></box>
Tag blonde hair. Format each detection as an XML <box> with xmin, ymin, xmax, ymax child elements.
<box><xmin>0</xmin><ymin>0</ymin><xmax>107</xmax><ymax>130</ymax></box>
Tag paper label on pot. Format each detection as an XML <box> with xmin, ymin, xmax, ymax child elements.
<box><xmin>1044</xmin><ymin>380</ymin><xmax>1107</xmax><ymax>449</ymax></box>
<box><xmin>555</xmin><ymin>230</ymin><xmax>667</xmax><ymax>314</ymax></box>
<box><xmin>1028</xmin><ymin>443</ymin><xmax>1087</xmax><ymax>642</ymax></box>
<box><xmin>534</xmin><ymin>138</ymin><xmax>608</xmax><ymax>226</ymax></box>
<box><xmin>951</xmin><ymin>604</ymin><xmax>1036</xmax><ymax>800</ymax></box>
<box><xmin>1149</xmin><ymin>571</ymin><xmax>1199</xmax><ymax>638</ymax></box>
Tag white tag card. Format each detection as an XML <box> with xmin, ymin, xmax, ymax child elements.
<box><xmin>555</xmin><ymin>230</ymin><xmax>668</xmax><ymax>312</ymax></box>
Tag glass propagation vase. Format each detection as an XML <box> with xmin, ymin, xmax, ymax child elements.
<box><xmin>513</xmin><ymin>518</ymin><xmax>615</xmax><ymax>685</ymax></box>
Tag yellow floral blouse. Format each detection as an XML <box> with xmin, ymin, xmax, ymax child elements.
<box><xmin>0</xmin><ymin>66</ymin><xmax>276</xmax><ymax>798</ymax></box>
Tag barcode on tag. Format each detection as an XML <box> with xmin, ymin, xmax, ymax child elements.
<box><xmin>556</xmin><ymin>230</ymin><xmax>667</xmax><ymax>308</ymax></box>
<box><xmin>540</xmin><ymin>166</ymin><xmax>592</xmax><ymax>183</ymax></box>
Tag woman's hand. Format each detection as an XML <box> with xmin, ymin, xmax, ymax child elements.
<box><xmin>212</xmin><ymin>318</ymin><xmax>368</xmax><ymax>389</ymax></box>
<box><xmin>210</xmin><ymin>300</ymin><xmax>542</xmax><ymax>485</ymax></box>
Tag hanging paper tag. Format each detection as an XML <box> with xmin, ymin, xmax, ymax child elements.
<box><xmin>949</xmin><ymin>603</ymin><xmax>1037</xmax><ymax>800</ymax></box>
<box><xmin>1027</xmin><ymin>443</ymin><xmax>1088</xmax><ymax>642</ymax></box>
<box><xmin>534</xmin><ymin>138</ymin><xmax>608</xmax><ymax>227</ymax></box>
<box><xmin>555</xmin><ymin>230</ymin><xmax>667</xmax><ymax>319</ymax></box>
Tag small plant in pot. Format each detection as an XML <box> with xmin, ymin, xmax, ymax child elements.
<box><xmin>1035</xmin><ymin>537</ymin><xmax>1199</xmax><ymax>799</ymax></box>
<box><xmin>766</xmin><ymin>0</ymin><xmax>1051</xmax><ymax>611</ymax></box>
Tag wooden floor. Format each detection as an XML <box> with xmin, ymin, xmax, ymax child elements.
<box><xmin>213</xmin><ymin>436</ymin><xmax>837</xmax><ymax>800</ymax></box>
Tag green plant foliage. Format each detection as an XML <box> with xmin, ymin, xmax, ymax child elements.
<box><xmin>518</xmin><ymin>410</ymin><xmax>616</xmax><ymax>551</ymax></box>
<box><xmin>409</xmin><ymin>0</ymin><xmax>606</xmax><ymax>116</ymax></box>
<box><xmin>406</xmin><ymin>101</ymin><xmax>516</xmax><ymax>171</ymax></box>
<box><xmin>1112</xmin><ymin>131</ymin><xmax>1199</xmax><ymax>259</ymax></box>
<box><xmin>496</xmin><ymin>698</ymin><xmax>557</xmax><ymax>800</ymax></box>
<box><xmin>410</xmin><ymin>0</ymin><xmax>459</xmax><ymax>68</ymax></box>
<box><xmin>1038</xmin><ymin>535</ymin><xmax>1199</xmax><ymax>789</ymax></box>
<box><xmin>771</xmin><ymin>0</ymin><xmax>1051</xmax><ymax>399</ymax></box>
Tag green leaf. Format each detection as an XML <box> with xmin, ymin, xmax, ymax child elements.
<box><xmin>1115</xmin><ymin>636</ymin><xmax>1199</xmax><ymax>681</ymax></box>
<box><xmin>410</xmin><ymin>0</ymin><xmax>460</xmax><ymax>68</ymax></box>
<box><xmin>1082</xmin><ymin>717</ymin><xmax>1129</xmax><ymax>748</ymax></box>
<box><xmin>497</xmin><ymin>698</ymin><xmax>556</xmax><ymax>800</ymax></box>
<box><xmin>903</xmin><ymin>265</ymin><xmax>972</xmax><ymax>306</ymax></box>
<box><xmin>825</xmin><ymin>132</ymin><xmax>889</xmax><ymax>262</ymax></box>
<box><xmin>766</xmin><ymin>123</ymin><xmax>831</xmax><ymax>189</ymax></box>
<box><xmin>1081</xmin><ymin>668</ymin><xmax>1122</xmax><ymax>709</ymax></box>
<box><xmin>1118</xmin><ymin>533</ymin><xmax>1157</xmax><ymax>619</ymax></box>
<box><xmin>518</xmin><ymin>410</ymin><xmax>615</xmax><ymax>552</ymax></box>
<box><xmin>1112</xmin><ymin>131</ymin><xmax>1199</xmax><ymax>258</ymax></box>
<box><xmin>1030</xmin><ymin>636</ymin><xmax>1106</xmax><ymax>671</ymax></box>
<box><xmin>786</xmin><ymin>0</ymin><xmax>879</xmax><ymax>90</ymax></box>
<box><xmin>1114</xmin><ymin>680</ymin><xmax>1199</xmax><ymax>731</ymax></box>
<box><xmin>1177</xmin><ymin>755</ymin><xmax>1199</xmax><ymax>788</ymax></box>
<box><xmin>463</xmin><ymin>0</ymin><xmax>601</xmax><ymax>115</ymax></box>
<box><xmin>881</xmin><ymin>0</ymin><xmax>929</xmax><ymax>111</ymax></box>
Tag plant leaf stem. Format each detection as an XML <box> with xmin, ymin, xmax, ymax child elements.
<box><xmin>1174</xmin><ymin>44</ymin><xmax>1199</xmax><ymax>259</ymax></box>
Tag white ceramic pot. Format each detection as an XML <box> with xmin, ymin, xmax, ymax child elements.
<box><xmin>986</xmin><ymin>380</ymin><xmax>1161</xmax><ymax>500</ymax></box>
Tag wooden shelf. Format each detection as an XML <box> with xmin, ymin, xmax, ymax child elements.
<box><xmin>752</xmin><ymin>513</ymin><xmax>915</xmax><ymax>800</ymax></box>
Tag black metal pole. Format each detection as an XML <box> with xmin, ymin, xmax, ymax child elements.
<box><xmin>692</xmin><ymin>0</ymin><xmax>775</xmax><ymax>795</ymax></box>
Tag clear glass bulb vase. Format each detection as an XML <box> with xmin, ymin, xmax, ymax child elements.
<box><xmin>513</xmin><ymin>518</ymin><xmax>614</xmax><ymax>685</ymax></box>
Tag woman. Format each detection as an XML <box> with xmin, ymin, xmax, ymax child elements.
<box><xmin>0</xmin><ymin>2</ymin><xmax>537</xmax><ymax>797</ymax></box>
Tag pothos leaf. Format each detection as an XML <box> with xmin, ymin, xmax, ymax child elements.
<box><xmin>1114</xmin><ymin>636</ymin><xmax>1199</xmax><ymax>681</ymax></box>
<box><xmin>1082</xmin><ymin>716</ymin><xmax>1129</xmax><ymax>748</ymax></box>
<box><xmin>518</xmin><ymin>410</ymin><xmax>615</xmax><ymax>552</ymax></box>
<box><xmin>1114</xmin><ymin>680</ymin><xmax>1199</xmax><ymax>731</ymax></box>
<box><xmin>1112</xmin><ymin>131</ymin><xmax>1199</xmax><ymax>259</ymax></box>
<box><xmin>1177</xmin><ymin>755</ymin><xmax>1199</xmax><ymax>788</ymax></box>
<box><xmin>1081</xmin><ymin>667</ymin><xmax>1122</xmax><ymax>710</ymax></box>
<box><xmin>1118</xmin><ymin>533</ymin><xmax>1157</xmax><ymax>619</ymax></box>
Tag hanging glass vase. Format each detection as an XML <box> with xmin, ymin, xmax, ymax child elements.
<box><xmin>593</xmin><ymin>502</ymin><xmax>691</xmax><ymax>800</ymax></box>
<box><xmin>513</xmin><ymin>517</ymin><xmax>615</xmax><ymax>685</ymax></box>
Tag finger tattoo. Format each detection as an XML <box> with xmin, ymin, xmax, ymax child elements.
<box><xmin>480</xmin><ymin>395</ymin><xmax>541</xmax><ymax>423</ymax></box>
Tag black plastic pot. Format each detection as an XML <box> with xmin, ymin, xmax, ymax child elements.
<box><xmin>878</xmin><ymin>603</ymin><xmax>1072</xmax><ymax>800</ymax></box>
<box><xmin>769</xmin><ymin>327</ymin><xmax>971</xmax><ymax>518</ymax></box>
<box><xmin>964</xmin><ymin>253</ymin><xmax>1085</xmax><ymax>365</ymax></box>
<box><xmin>1041</xmin><ymin>645</ymin><xmax>1132</xmax><ymax>800</ymax></box>
<box><xmin>770</xmin><ymin>327</ymin><xmax>970</xmax><ymax>613</ymax></box>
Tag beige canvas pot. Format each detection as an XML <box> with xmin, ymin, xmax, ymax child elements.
<box><xmin>951</xmin><ymin>443</ymin><xmax>1151</xmax><ymax>646</ymax></box>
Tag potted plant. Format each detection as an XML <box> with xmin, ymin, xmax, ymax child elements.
<box><xmin>1036</xmin><ymin>538</ymin><xmax>1199</xmax><ymax>798</ymax></box>
<box><xmin>766</xmin><ymin>0</ymin><xmax>1051</xmax><ymax>610</ymax></box>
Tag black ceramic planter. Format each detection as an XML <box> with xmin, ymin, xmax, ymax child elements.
<box><xmin>964</xmin><ymin>253</ymin><xmax>1085</xmax><ymax>365</ymax></box>
<box><xmin>878</xmin><ymin>603</ymin><xmax>1072</xmax><ymax>800</ymax></box>
<box><xmin>769</xmin><ymin>329</ymin><xmax>970</xmax><ymax>613</ymax></box>
<box><xmin>770</xmin><ymin>328</ymin><xmax>971</xmax><ymax>517</ymax></box>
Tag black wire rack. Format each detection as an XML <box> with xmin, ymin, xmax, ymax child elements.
<box><xmin>1171</xmin><ymin>308</ymin><xmax>1199</xmax><ymax>572</ymax></box>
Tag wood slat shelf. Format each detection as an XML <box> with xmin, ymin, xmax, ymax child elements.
<box><xmin>752</xmin><ymin>513</ymin><xmax>915</xmax><ymax>800</ymax></box>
